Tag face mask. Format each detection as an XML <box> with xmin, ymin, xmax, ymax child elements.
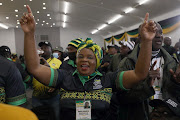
<box><xmin>177</xmin><ymin>51</ymin><xmax>180</xmax><ymax>54</ymax></box>
<box><xmin>53</xmin><ymin>53</ymin><xmax>59</xmax><ymax>58</ymax></box>
<box><xmin>68</xmin><ymin>52</ymin><xmax>76</xmax><ymax>61</ymax></box>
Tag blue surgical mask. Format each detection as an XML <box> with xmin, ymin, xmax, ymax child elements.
<box><xmin>53</xmin><ymin>53</ymin><xmax>59</xmax><ymax>58</ymax></box>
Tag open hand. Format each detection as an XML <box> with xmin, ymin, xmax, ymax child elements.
<box><xmin>149</xmin><ymin>61</ymin><xmax>161</xmax><ymax>86</ymax></box>
<box><xmin>40</xmin><ymin>57</ymin><xmax>50</xmax><ymax>67</ymax></box>
<box><xmin>169</xmin><ymin>64</ymin><xmax>180</xmax><ymax>83</ymax></box>
<box><xmin>20</xmin><ymin>5</ymin><xmax>35</xmax><ymax>33</ymax></box>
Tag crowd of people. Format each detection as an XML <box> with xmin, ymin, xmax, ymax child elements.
<box><xmin>0</xmin><ymin>5</ymin><xmax>180</xmax><ymax>120</ymax></box>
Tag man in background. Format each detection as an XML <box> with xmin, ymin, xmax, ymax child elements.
<box><xmin>32</xmin><ymin>41</ymin><xmax>62</xmax><ymax>120</ymax></box>
<box><xmin>0</xmin><ymin>54</ymin><xmax>26</xmax><ymax>106</ymax></box>
<box><xmin>100</xmin><ymin>44</ymin><xmax>119</xmax><ymax>73</ymax></box>
<box><xmin>149</xmin><ymin>97</ymin><xmax>180</xmax><ymax>120</ymax></box>
<box><xmin>60</xmin><ymin>38</ymin><xmax>84</xmax><ymax>72</ymax></box>
<box><xmin>53</xmin><ymin>46</ymin><xmax>64</xmax><ymax>62</ymax></box>
<box><xmin>163</xmin><ymin>37</ymin><xmax>175</xmax><ymax>56</ymax></box>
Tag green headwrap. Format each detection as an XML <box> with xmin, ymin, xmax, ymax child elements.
<box><xmin>77</xmin><ymin>38</ymin><xmax>103</xmax><ymax>69</ymax></box>
<box><xmin>68</xmin><ymin>38</ymin><xmax>84</xmax><ymax>48</ymax></box>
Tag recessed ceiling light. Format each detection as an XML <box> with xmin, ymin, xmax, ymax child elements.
<box><xmin>17</xmin><ymin>22</ymin><xmax>20</xmax><ymax>24</ymax></box>
<box><xmin>6</xmin><ymin>17</ymin><xmax>9</xmax><ymax>19</ymax></box>
<box><xmin>47</xmin><ymin>14</ymin><xmax>50</xmax><ymax>16</ymax></box>
<box><xmin>37</xmin><ymin>11</ymin><xmax>39</xmax><ymax>13</ymax></box>
<box><xmin>53</xmin><ymin>23</ymin><xmax>55</xmax><ymax>25</ymax></box>
<box><xmin>0</xmin><ymin>3</ymin><xmax>2</xmax><ymax>5</ymax></box>
<box><xmin>43</xmin><ymin>21</ymin><xmax>45</xmax><ymax>23</ymax></box>
<box><xmin>43</xmin><ymin>3</ymin><xmax>46</xmax><ymax>5</ymax></box>
<box><xmin>49</xmin><ymin>17</ymin><xmax>51</xmax><ymax>19</ymax></box>
<box><xmin>42</xmin><ymin>24</ymin><xmax>44</xmax><ymax>26</ymax></box>
<box><xmin>11</xmin><ymin>0</ymin><xmax>13</xmax><ymax>1</ymax></box>
<box><xmin>17</xmin><ymin>20</ymin><xmax>19</xmax><ymax>22</ymax></box>
<box><xmin>29</xmin><ymin>0</ymin><xmax>32</xmax><ymax>1</ymax></box>
<box><xmin>50</xmin><ymin>25</ymin><xmax>52</xmax><ymax>27</ymax></box>
<box><xmin>43</xmin><ymin>7</ymin><xmax>46</xmax><ymax>10</ymax></box>
<box><xmin>37</xmin><ymin>19</ymin><xmax>39</xmax><ymax>21</ymax></box>
<box><xmin>36</xmin><ymin>23</ymin><xmax>38</xmax><ymax>24</ymax></box>
<box><xmin>16</xmin><ymin>26</ymin><xmax>18</xmax><ymax>28</ymax></box>
<box><xmin>24</xmin><ymin>5</ymin><xmax>26</xmax><ymax>7</ymax></box>
<box><xmin>15</xmin><ymin>9</ymin><xmax>18</xmax><ymax>12</ymax></box>
<box><xmin>46</xmin><ymin>23</ymin><xmax>49</xmax><ymax>25</ymax></box>
<box><xmin>16</xmin><ymin>15</ymin><xmax>18</xmax><ymax>17</ymax></box>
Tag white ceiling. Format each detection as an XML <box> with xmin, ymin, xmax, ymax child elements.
<box><xmin>0</xmin><ymin>0</ymin><xmax>180</xmax><ymax>38</ymax></box>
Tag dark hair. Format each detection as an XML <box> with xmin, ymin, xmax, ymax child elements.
<box><xmin>0</xmin><ymin>46</ymin><xmax>11</xmax><ymax>58</ymax></box>
<box><xmin>19</xmin><ymin>55</ymin><xmax>25</xmax><ymax>64</ymax></box>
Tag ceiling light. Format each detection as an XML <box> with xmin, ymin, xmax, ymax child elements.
<box><xmin>37</xmin><ymin>19</ymin><xmax>39</xmax><ymax>21</ymax></box>
<box><xmin>16</xmin><ymin>15</ymin><xmax>18</xmax><ymax>17</ymax></box>
<box><xmin>47</xmin><ymin>14</ymin><xmax>50</xmax><ymax>16</ymax></box>
<box><xmin>24</xmin><ymin>5</ymin><xmax>26</xmax><ymax>7</ymax></box>
<box><xmin>64</xmin><ymin>1</ymin><xmax>69</xmax><ymax>14</ymax></box>
<box><xmin>37</xmin><ymin>11</ymin><xmax>39</xmax><ymax>13</ymax></box>
<box><xmin>91</xmin><ymin>29</ymin><xmax>98</xmax><ymax>34</ymax></box>
<box><xmin>0</xmin><ymin>3</ymin><xmax>2</xmax><ymax>5</ymax></box>
<box><xmin>50</xmin><ymin>25</ymin><xmax>52</xmax><ymax>27</ymax></box>
<box><xmin>49</xmin><ymin>17</ymin><xmax>51</xmax><ymax>19</ymax></box>
<box><xmin>15</xmin><ymin>9</ymin><xmax>18</xmax><ymax>12</ymax></box>
<box><xmin>36</xmin><ymin>23</ymin><xmax>38</xmax><ymax>24</ymax></box>
<box><xmin>98</xmin><ymin>24</ymin><xmax>108</xmax><ymax>30</ymax></box>
<box><xmin>6</xmin><ymin>17</ymin><xmax>9</xmax><ymax>19</ymax></box>
<box><xmin>17</xmin><ymin>22</ymin><xmax>20</xmax><ymax>24</ymax></box>
<box><xmin>108</xmin><ymin>14</ymin><xmax>122</xmax><ymax>24</ymax></box>
<box><xmin>43</xmin><ymin>7</ymin><xmax>46</xmax><ymax>10</ymax></box>
<box><xmin>139</xmin><ymin>0</ymin><xmax>149</xmax><ymax>5</ymax></box>
<box><xmin>63</xmin><ymin>14</ymin><xmax>67</xmax><ymax>22</ymax></box>
<box><xmin>11</xmin><ymin>0</ymin><xmax>13</xmax><ymax>1</ymax></box>
<box><xmin>0</xmin><ymin>23</ymin><xmax>8</xmax><ymax>29</ymax></box>
<box><xmin>63</xmin><ymin>22</ymin><xmax>66</xmax><ymax>28</ymax></box>
<box><xmin>17</xmin><ymin>20</ymin><xmax>19</xmax><ymax>22</ymax></box>
<box><xmin>124</xmin><ymin>7</ymin><xmax>134</xmax><ymax>13</ymax></box>
<box><xmin>29</xmin><ymin>0</ymin><xmax>32</xmax><ymax>1</ymax></box>
<box><xmin>43</xmin><ymin>21</ymin><xmax>45</xmax><ymax>23</ymax></box>
<box><xmin>42</xmin><ymin>24</ymin><xmax>44</xmax><ymax>26</ymax></box>
<box><xmin>53</xmin><ymin>23</ymin><xmax>55</xmax><ymax>25</ymax></box>
<box><xmin>46</xmin><ymin>23</ymin><xmax>49</xmax><ymax>25</ymax></box>
<box><xmin>43</xmin><ymin>3</ymin><xmax>46</xmax><ymax>5</ymax></box>
<box><xmin>16</xmin><ymin>26</ymin><xmax>18</xmax><ymax>28</ymax></box>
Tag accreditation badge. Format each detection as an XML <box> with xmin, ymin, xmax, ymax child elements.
<box><xmin>76</xmin><ymin>100</ymin><xmax>91</xmax><ymax>120</ymax></box>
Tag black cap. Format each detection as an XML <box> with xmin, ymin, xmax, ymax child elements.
<box><xmin>0</xmin><ymin>46</ymin><xmax>11</xmax><ymax>54</ymax></box>
<box><xmin>149</xmin><ymin>98</ymin><xmax>180</xmax><ymax>117</ymax></box>
<box><xmin>107</xmin><ymin>44</ymin><xmax>119</xmax><ymax>50</ymax></box>
<box><xmin>38</xmin><ymin>41</ymin><xmax>52</xmax><ymax>48</ymax></box>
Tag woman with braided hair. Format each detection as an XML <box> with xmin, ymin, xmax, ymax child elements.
<box><xmin>20</xmin><ymin>5</ymin><xmax>157</xmax><ymax>120</ymax></box>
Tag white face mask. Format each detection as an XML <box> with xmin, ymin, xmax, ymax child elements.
<box><xmin>53</xmin><ymin>53</ymin><xmax>59</xmax><ymax>58</ymax></box>
<box><xmin>177</xmin><ymin>51</ymin><xmax>180</xmax><ymax>54</ymax></box>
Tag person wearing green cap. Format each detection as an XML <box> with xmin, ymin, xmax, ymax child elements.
<box><xmin>53</xmin><ymin>46</ymin><xmax>64</xmax><ymax>62</ymax></box>
<box><xmin>20</xmin><ymin>5</ymin><xmax>157</xmax><ymax>120</ymax></box>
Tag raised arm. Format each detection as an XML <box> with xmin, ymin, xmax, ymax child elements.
<box><xmin>117</xmin><ymin>13</ymin><xmax>157</xmax><ymax>89</ymax></box>
<box><xmin>20</xmin><ymin>5</ymin><xmax>51</xmax><ymax>86</ymax></box>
